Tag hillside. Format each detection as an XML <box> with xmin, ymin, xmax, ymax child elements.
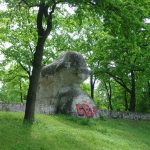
<box><xmin>0</xmin><ymin>112</ymin><xmax>150</xmax><ymax>150</ymax></box>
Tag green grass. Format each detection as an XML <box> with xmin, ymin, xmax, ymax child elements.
<box><xmin>0</xmin><ymin>112</ymin><xmax>150</xmax><ymax>150</ymax></box>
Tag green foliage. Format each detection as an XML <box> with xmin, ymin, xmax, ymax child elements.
<box><xmin>80</xmin><ymin>83</ymin><xmax>91</xmax><ymax>96</ymax></box>
<box><xmin>0</xmin><ymin>0</ymin><xmax>149</xmax><ymax>112</ymax></box>
<box><xmin>0</xmin><ymin>63</ymin><xmax>28</xmax><ymax>102</ymax></box>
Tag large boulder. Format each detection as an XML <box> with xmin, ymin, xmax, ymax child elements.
<box><xmin>36</xmin><ymin>51</ymin><xmax>98</xmax><ymax>117</ymax></box>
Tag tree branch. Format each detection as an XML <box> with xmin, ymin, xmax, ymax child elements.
<box><xmin>37</xmin><ymin>4</ymin><xmax>45</xmax><ymax>36</ymax></box>
<box><xmin>88</xmin><ymin>1</ymin><xmax>96</xmax><ymax>6</ymax></box>
<box><xmin>29</xmin><ymin>44</ymin><xmax>34</xmax><ymax>55</ymax></box>
<box><xmin>18</xmin><ymin>62</ymin><xmax>30</xmax><ymax>77</ymax></box>
<box><xmin>4</xmin><ymin>74</ymin><xmax>29</xmax><ymax>82</ymax></box>
<box><xmin>106</xmin><ymin>71</ymin><xmax>131</xmax><ymax>94</ymax></box>
<box><xmin>45</xmin><ymin>1</ymin><xmax>57</xmax><ymax>36</ymax></box>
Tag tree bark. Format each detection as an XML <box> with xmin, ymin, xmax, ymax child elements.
<box><xmin>129</xmin><ymin>67</ymin><xmax>136</xmax><ymax>112</ymax></box>
<box><xmin>124</xmin><ymin>90</ymin><xmax>128</xmax><ymax>111</ymax></box>
<box><xmin>24</xmin><ymin>3</ymin><xmax>56</xmax><ymax>123</ymax></box>
<box><xmin>19</xmin><ymin>80</ymin><xmax>23</xmax><ymax>103</ymax></box>
<box><xmin>148</xmin><ymin>81</ymin><xmax>150</xmax><ymax>99</ymax></box>
<box><xmin>104</xmin><ymin>81</ymin><xmax>113</xmax><ymax>110</ymax></box>
<box><xmin>24</xmin><ymin>37</ymin><xmax>45</xmax><ymax>122</ymax></box>
<box><xmin>90</xmin><ymin>74</ymin><xmax>95</xmax><ymax>99</ymax></box>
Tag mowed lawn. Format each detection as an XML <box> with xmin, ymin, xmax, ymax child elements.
<box><xmin>0</xmin><ymin>112</ymin><xmax>150</xmax><ymax>150</ymax></box>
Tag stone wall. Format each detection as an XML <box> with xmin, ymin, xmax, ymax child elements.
<box><xmin>0</xmin><ymin>102</ymin><xmax>25</xmax><ymax>112</ymax></box>
<box><xmin>0</xmin><ymin>102</ymin><xmax>150</xmax><ymax>120</ymax></box>
<box><xmin>98</xmin><ymin>109</ymin><xmax>150</xmax><ymax>120</ymax></box>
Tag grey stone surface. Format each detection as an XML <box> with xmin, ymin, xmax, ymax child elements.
<box><xmin>99</xmin><ymin>110</ymin><xmax>150</xmax><ymax>120</ymax></box>
<box><xmin>1</xmin><ymin>102</ymin><xmax>150</xmax><ymax>120</ymax></box>
<box><xmin>36</xmin><ymin>51</ymin><xmax>98</xmax><ymax>117</ymax></box>
<box><xmin>0</xmin><ymin>101</ymin><xmax>25</xmax><ymax>112</ymax></box>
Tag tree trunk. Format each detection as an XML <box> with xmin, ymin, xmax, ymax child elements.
<box><xmin>24</xmin><ymin>37</ymin><xmax>45</xmax><ymax>122</ymax></box>
<box><xmin>148</xmin><ymin>81</ymin><xmax>150</xmax><ymax>99</ymax></box>
<box><xmin>124</xmin><ymin>90</ymin><xmax>128</xmax><ymax>111</ymax></box>
<box><xmin>19</xmin><ymin>80</ymin><xmax>23</xmax><ymax>103</ymax></box>
<box><xmin>108</xmin><ymin>81</ymin><xmax>113</xmax><ymax>110</ymax></box>
<box><xmin>104</xmin><ymin>81</ymin><xmax>113</xmax><ymax>110</ymax></box>
<box><xmin>90</xmin><ymin>74</ymin><xmax>95</xmax><ymax>99</ymax></box>
<box><xmin>129</xmin><ymin>67</ymin><xmax>136</xmax><ymax>112</ymax></box>
<box><xmin>24</xmin><ymin>3</ymin><xmax>56</xmax><ymax>123</ymax></box>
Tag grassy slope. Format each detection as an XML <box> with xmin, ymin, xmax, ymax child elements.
<box><xmin>0</xmin><ymin>112</ymin><xmax>150</xmax><ymax>150</ymax></box>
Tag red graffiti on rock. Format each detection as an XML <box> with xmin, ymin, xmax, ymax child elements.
<box><xmin>76</xmin><ymin>103</ymin><xmax>97</xmax><ymax>117</ymax></box>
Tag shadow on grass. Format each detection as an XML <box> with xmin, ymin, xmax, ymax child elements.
<box><xmin>0</xmin><ymin>112</ymin><xmax>99</xmax><ymax>150</ymax></box>
<box><xmin>54</xmin><ymin>114</ymin><xmax>98</xmax><ymax>126</ymax></box>
<box><xmin>0</xmin><ymin>112</ymin><xmax>33</xmax><ymax>150</ymax></box>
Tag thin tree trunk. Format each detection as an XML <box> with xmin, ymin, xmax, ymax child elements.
<box><xmin>124</xmin><ymin>90</ymin><xmax>128</xmax><ymax>111</ymax></box>
<box><xmin>108</xmin><ymin>81</ymin><xmax>113</xmax><ymax>110</ymax></box>
<box><xmin>129</xmin><ymin>67</ymin><xmax>136</xmax><ymax>112</ymax></box>
<box><xmin>19</xmin><ymin>80</ymin><xmax>23</xmax><ymax>103</ymax></box>
<box><xmin>104</xmin><ymin>81</ymin><xmax>113</xmax><ymax>110</ymax></box>
<box><xmin>90</xmin><ymin>74</ymin><xmax>95</xmax><ymax>99</ymax></box>
<box><xmin>148</xmin><ymin>81</ymin><xmax>150</xmax><ymax>99</ymax></box>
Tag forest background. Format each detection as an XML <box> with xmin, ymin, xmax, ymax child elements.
<box><xmin>0</xmin><ymin>0</ymin><xmax>150</xmax><ymax>114</ymax></box>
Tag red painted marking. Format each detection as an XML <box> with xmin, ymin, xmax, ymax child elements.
<box><xmin>82</xmin><ymin>104</ymin><xmax>93</xmax><ymax>117</ymax></box>
<box><xmin>76</xmin><ymin>103</ymin><xmax>97</xmax><ymax>117</ymax></box>
<box><xmin>92</xmin><ymin>106</ymin><xmax>97</xmax><ymax>115</ymax></box>
<box><xmin>76</xmin><ymin>104</ymin><xmax>85</xmax><ymax>116</ymax></box>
